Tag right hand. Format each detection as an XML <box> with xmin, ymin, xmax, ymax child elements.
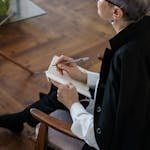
<box><xmin>55</xmin><ymin>55</ymin><xmax>87</xmax><ymax>83</ymax></box>
<box><xmin>52</xmin><ymin>81</ymin><xmax>79</xmax><ymax>110</ymax></box>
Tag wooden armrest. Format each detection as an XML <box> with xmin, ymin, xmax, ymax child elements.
<box><xmin>30</xmin><ymin>108</ymin><xmax>80</xmax><ymax>140</ymax></box>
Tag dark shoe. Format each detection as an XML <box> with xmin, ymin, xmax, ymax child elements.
<box><xmin>0</xmin><ymin>113</ymin><xmax>24</xmax><ymax>133</ymax></box>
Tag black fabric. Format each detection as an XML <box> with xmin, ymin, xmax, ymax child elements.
<box><xmin>82</xmin><ymin>143</ymin><xmax>97</xmax><ymax>150</ymax></box>
<box><xmin>0</xmin><ymin>112</ymin><xmax>24</xmax><ymax>133</ymax></box>
<box><xmin>94</xmin><ymin>16</ymin><xmax>150</xmax><ymax>150</ymax></box>
<box><xmin>23</xmin><ymin>85</ymin><xmax>89</xmax><ymax>127</ymax></box>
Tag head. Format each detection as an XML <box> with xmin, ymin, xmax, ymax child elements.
<box><xmin>97</xmin><ymin>0</ymin><xmax>150</xmax><ymax>31</ymax></box>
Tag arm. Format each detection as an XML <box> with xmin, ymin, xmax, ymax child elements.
<box><xmin>55</xmin><ymin>55</ymin><xmax>99</xmax><ymax>87</ymax></box>
<box><xmin>50</xmin><ymin>80</ymin><xmax>99</xmax><ymax>149</ymax></box>
<box><xmin>70</xmin><ymin>102</ymin><xmax>99</xmax><ymax>150</ymax></box>
<box><xmin>55</xmin><ymin>55</ymin><xmax>87</xmax><ymax>83</ymax></box>
<box><xmin>52</xmin><ymin>81</ymin><xmax>99</xmax><ymax>149</ymax></box>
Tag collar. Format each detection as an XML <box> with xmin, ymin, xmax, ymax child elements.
<box><xmin>109</xmin><ymin>16</ymin><xmax>150</xmax><ymax>52</ymax></box>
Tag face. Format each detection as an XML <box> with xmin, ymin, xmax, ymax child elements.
<box><xmin>97</xmin><ymin>0</ymin><xmax>124</xmax><ymax>24</ymax></box>
<box><xmin>97</xmin><ymin>0</ymin><xmax>113</xmax><ymax>21</ymax></box>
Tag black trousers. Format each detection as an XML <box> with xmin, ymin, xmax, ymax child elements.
<box><xmin>24</xmin><ymin>85</ymin><xmax>96</xmax><ymax>150</ymax></box>
<box><xmin>24</xmin><ymin>85</ymin><xmax>89</xmax><ymax>127</ymax></box>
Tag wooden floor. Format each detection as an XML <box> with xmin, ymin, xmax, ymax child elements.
<box><xmin>0</xmin><ymin>0</ymin><xmax>114</xmax><ymax>149</ymax></box>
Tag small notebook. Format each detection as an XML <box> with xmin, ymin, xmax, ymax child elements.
<box><xmin>45</xmin><ymin>56</ymin><xmax>91</xmax><ymax>98</ymax></box>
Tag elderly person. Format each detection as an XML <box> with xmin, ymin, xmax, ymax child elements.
<box><xmin>0</xmin><ymin>0</ymin><xmax>150</xmax><ymax>149</ymax></box>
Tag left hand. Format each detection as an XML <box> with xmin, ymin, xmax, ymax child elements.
<box><xmin>52</xmin><ymin>81</ymin><xmax>79</xmax><ymax>110</ymax></box>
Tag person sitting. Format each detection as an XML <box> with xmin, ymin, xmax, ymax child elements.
<box><xmin>0</xmin><ymin>0</ymin><xmax>150</xmax><ymax>149</ymax></box>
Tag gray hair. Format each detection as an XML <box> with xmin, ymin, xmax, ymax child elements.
<box><xmin>107</xmin><ymin>0</ymin><xmax>150</xmax><ymax>22</ymax></box>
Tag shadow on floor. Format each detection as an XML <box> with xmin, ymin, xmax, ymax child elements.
<box><xmin>0</xmin><ymin>124</ymin><xmax>35</xmax><ymax>150</ymax></box>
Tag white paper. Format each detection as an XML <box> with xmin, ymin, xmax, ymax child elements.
<box><xmin>46</xmin><ymin>56</ymin><xmax>91</xmax><ymax>98</ymax></box>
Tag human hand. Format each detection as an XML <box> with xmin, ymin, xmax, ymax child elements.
<box><xmin>52</xmin><ymin>81</ymin><xmax>79</xmax><ymax>110</ymax></box>
<box><xmin>55</xmin><ymin>55</ymin><xmax>87</xmax><ymax>83</ymax></box>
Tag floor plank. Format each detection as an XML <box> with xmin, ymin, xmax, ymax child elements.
<box><xmin>0</xmin><ymin>0</ymin><xmax>114</xmax><ymax>149</ymax></box>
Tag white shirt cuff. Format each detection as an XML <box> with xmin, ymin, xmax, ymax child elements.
<box><xmin>87</xmin><ymin>71</ymin><xmax>99</xmax><ymax>89</ymax></box>
<box><xmin>70</xmin><ymin>102</ymin><xmax>87</xmax><ymax>122</ymax></box>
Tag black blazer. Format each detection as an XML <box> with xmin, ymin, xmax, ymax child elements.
<box><xmin>94</xmin><ymin>16</ymin><xmax>150</xmax><ymax>150</ymax></box>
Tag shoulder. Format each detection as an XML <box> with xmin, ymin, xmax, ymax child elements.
<box><xmin>116</xmin><ymin>29</ymin><xmax>150</xmax><ymax>58</ymax></box>
<box><xmin>110</xmin><ymin>42</ymin><xmax>142</xmax><ymax>74</ymax></box>
<box><xmin>114</xmin><ymin>40</ymin><xmax>149</xmax><ymax>63</ymax></box>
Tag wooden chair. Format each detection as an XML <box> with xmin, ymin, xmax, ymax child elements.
<box><xmin>30</xmin><ymin>108</ymin><xmax>85</xmax><ymax>150</ymax></box>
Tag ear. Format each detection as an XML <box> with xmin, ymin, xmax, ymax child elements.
<box><xmin>112</xmin><ymin>6</ymin><xmax>124</xmax><ymax>21</ymax></box>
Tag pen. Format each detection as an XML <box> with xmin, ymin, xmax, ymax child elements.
<box><xmin>52</xmin><ymin>57</ymin><xmax>89</xmax><ymax>66</ymax></box>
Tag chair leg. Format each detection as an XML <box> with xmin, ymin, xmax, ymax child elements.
<box><xmin>35</xmin><ymin>123</ymin><xmax>48</xmax><ymax>150</ymax></box>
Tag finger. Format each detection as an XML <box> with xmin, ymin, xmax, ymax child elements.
<box><xmin>56</xmin><ymin>66</ymin><xmax>64</xmax><ymax>75</ymax></box>
<box><xmin>57</xmin><ymin>63</ymin><xmax>70</xmax><ymax>72</ymax></box>
<box><xmin>57</xmin><ymin>89</ymin><xmax>60</xmax><ymax>98</ymax></box>
<box><xmin>64</xmin><ymin>83</ymin><xmax>70</xmax><ymax>88</ymax></box>
<box><xmin>55</xmin><ymin>55</ymin><xmax>70</xmax><ymax>75</ymax></box>
<box><xmin>55</xmin><ymin>55</ymin><xmax>73</xmax><ymax>65</ymax></box>
<box><xmin>57</xmin><ymin>89</ymin><xmax>60</xmax><ymax>94</ymax></box>
<box><xmin>68</xmin><ymin>82</ymin><xmax>74</xmax><ymax>87</ymax></box>
<box><xmin>56</xmin><ymin>63</ymin><xmax>71</xmax><ymax>75</ymax></box>
<box><xmin>67</xmin><ymin>83</ymin><xmax>75</xmax><ymax>90</ymax></box>
<box><xmin>57</xmin><ymin>92</ymin><xmax>59</xmax><ymax>98</ymax></box>
<box><xmin>66</xmin><ymin>83</ymin><xmax>74</xmax><ymax>89</ymax></box>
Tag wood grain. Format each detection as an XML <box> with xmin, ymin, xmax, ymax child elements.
<box><xmin>0</xmin><ymin>0</ymin><xmax>114</xmax><ymax>149</ymax></box>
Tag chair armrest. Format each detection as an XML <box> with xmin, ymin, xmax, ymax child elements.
<box><xmin>30</xmin><ymin>108</ymin><xmax>80</xmax><ymax>140</ymax></box>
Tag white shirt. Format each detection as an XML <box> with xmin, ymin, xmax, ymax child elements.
<box><xmin>70</xmin><ymin>71</ymin><xmax>100</xmax><ymax>150</ymax></box>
